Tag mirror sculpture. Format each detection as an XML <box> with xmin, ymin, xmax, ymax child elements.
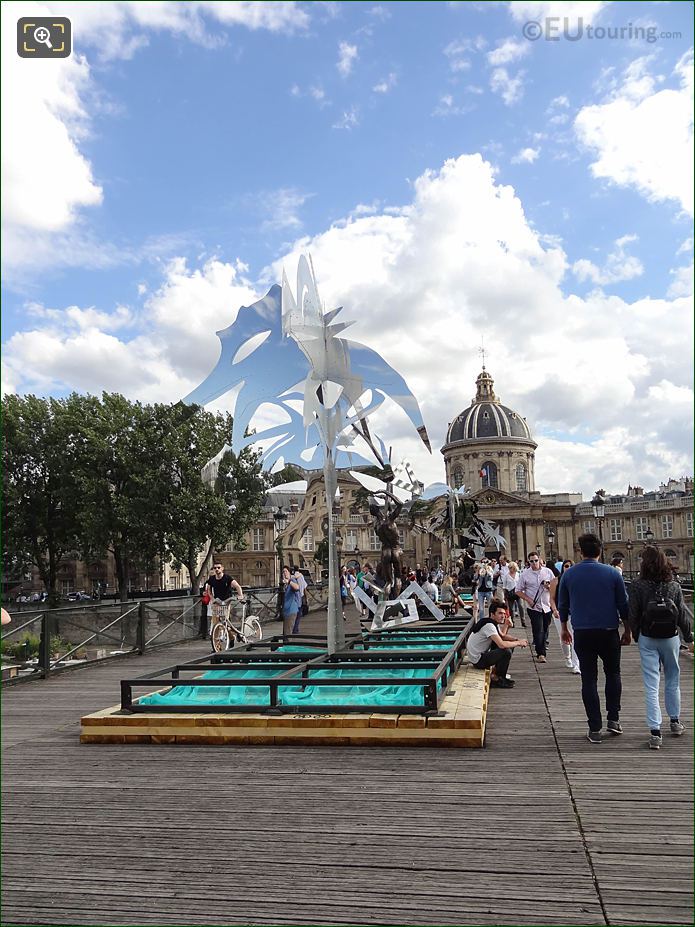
<box><xmin>185</xmin><ymin>256</ymin><xmax>431</xmax><ymax>652</ymax></box>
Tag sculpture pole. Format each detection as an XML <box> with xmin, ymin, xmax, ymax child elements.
<box><xmin>324</xmin><ymin>454</ymin><xmax>345</xmax><ymax>653</ymax></box>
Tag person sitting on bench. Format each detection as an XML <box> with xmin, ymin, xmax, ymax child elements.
<box><xmin>466</xmin><ymin>600</ymin><xmax>528</xmax><ymax>688</ymax></box>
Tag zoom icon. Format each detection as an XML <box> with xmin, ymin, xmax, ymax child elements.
<box><xmin>17</xmin><ymin>17</ymin><xmax>71</xmax><ymax>58</ymax></box>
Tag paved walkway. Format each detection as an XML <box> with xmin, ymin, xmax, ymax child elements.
<box><xmin>2</xmin><ymin>609</ymin><xmax>692</xmax><ymax>926</ymax></box>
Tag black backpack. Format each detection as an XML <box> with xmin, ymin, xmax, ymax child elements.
<box><xmin>643</xmin><ymin>583</ymin><xmax>679</xmax><ymax>639</ymax></box>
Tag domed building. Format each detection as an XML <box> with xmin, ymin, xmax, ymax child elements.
<box><xmin>443</xmin><ymin>367</ymin><xmax>537</xmax><ymax>495</ymax></box>
<box><xmin>441</xmin><ymin>368</ymin><xmax>581</xmax><ymax>563</ymax></box>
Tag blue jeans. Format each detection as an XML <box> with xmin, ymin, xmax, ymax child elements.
<box><xmin>528</xmin><ymin>609</ymin><xmax>551</xmax><ymax>657</ymax></box>
<box><xmin>477</xmin><ymin>591</ymin><xmax>492</xmax><ymax>615</ymax></box>
<box><xmin>638</xmin><ymin>634</ymin><xmax>681</xmax><ymax>731</ymax></box>
<box><xmin>573</xmin><ymin>628</ymin><xmax>622</xmax><ymax>731</ymax></box>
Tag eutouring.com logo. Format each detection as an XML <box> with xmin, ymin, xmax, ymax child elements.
<box><xmin>522</xmin><ymin>18</ymin><xmax>681</xmax><ymax>44</ymax></box>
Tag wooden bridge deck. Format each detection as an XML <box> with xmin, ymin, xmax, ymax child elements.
<box><xmin>2</xmin><ymin>610</ymin><xmax>693</xmax><ymax>926</ymax></box>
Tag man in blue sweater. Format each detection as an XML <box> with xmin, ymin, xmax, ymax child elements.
<box><xmin>558</xmin><ymin>533</ymin><xmax>631</xmax><ymax>743</ymax></box>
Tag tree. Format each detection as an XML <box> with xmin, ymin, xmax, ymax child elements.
<box><xmin>159</xmin><ymin>405</ymin><xmax>269</xmax><ymax>595</ymax></box>
<box><xmin>162</xmin><ymin>405</ymin><xmax>233</xmax><ymax>594</ymax></box>
<box><xmin>270</xmin><ymin>464</ymin><xmax>305</xmax><ymax>486</ymax></box>
<box><xmin>2</xmin><ymin>394</ymin><xmax>83</xmax><ymax>606</ymax></box>
<box><xmin>72</xmin><ymin>393</ymin><xmax>171</xmax><ymax>601</ymax></box>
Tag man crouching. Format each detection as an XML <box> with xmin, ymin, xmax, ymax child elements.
<box><xmin>466</xmin><ymin>600</ymin><xmax>528</xmax><ymax>688</ymax></box>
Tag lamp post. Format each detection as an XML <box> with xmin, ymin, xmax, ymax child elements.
<box><xmin>426</xmin><ymin>546</ymin><xmax>432</xmax><ymax>571</ymax></box>
<box><xmin>535</xmin><ymin>543</ymin><xmax>542</xmax><ymax>561</ymax></box>
<box><xmin>645</xmin><ymin>526</ymin><xmax>655</xmax><ymax>546</ymax></box>
<box><xmin>626</xmin><ymin>538</ymin><xmax>633</xmax><ymax>578</ymax></box>
<box><xmin>591</xmin><ymin>491</ymin><xmax>606</xmax><ymax>562</ymax></box>
<box><xmin>547</xmin><ymin>526</ymin><xmax>556</xmax><ymax>564</ymax></box>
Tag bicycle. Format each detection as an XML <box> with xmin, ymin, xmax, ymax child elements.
<box><xmin>209</xmin><ymin>598</ymin><xmax>263</xmax><ymax>653</ymax></box>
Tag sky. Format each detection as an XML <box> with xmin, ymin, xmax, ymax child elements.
<box><xmin>2</xmin><ymin>0</ymin><xmax>693</xmax><ymax>498</ymax></box>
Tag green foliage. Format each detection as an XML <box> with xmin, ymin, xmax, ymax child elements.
<box><xmin>2</xmin><ymin>394</ymin><xmax>84</xmax><ymax>605</ymax></box>
<box><xmin>2</xmin><ymin>393</ymin><xmax>269</xmax><ymax>602</ymax></box>
<box><xmin>313</xmin><ymin>537</ymin><xmax>330</xmax><ymax>569</ymax></box>
<box><xmin>0</xmin><ymin>633</ymin><xmax>40</xmax><ymax>660</ymax></box>
<box><xmin>270</xmin><ymin>464</ymin><xmax>304</xmax><ymax>486</ymax></box>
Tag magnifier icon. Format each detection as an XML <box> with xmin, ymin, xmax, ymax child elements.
<box><xmin>33</xmin><ymin>26</ymin><xmax>53</xmax><ymax>49</ymax></box>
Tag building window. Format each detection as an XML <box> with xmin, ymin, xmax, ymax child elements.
<box><xmin>660</xmin><ymin>514</ymin><xmax>673</xmax><ymax>539</ymax></box>
<box><xmin>582</xmin><ymin>520</ymin><xmax>595</xmax><ymax>534</ymax></box>
<box><xmin>609</xmin><ymin>518</ymin><xmax>623</xmax><ymax>541</ymax></box>
<box><xmin>686</xmin><ymin>511</ymin><xmax>693</xmax><ymax>538</ymax></box>
<box><xmin>252</xmin><ymin>528</ymin><xmax>264</xmax><ymax>551</ymax></box>
<box><xmin>369</xmin><ymin>529</ymin><xmax>379</xmax><ymax>550</ymax></box>
<box><xmin>664</xmin><ymin>549</ymin><xmax>678</xmax><ymax>564</ymax></box>
<box><xmin>346</xmin><ymin>529</ymin><xmax>358</xmax><ymax>550</ymax></box>
<box><xmin>453</xmin><ymin>466</ymin><xmax>464</xmax><ymax>489</ymax></box>
<box><xmin>302</xmin><ymin>527</ymin><xmax>314</xmax><ymax>552</ymax></box>
<box><xmin>515</xmin><ymin>463</ymin><xmax>527</xmax><ymax>492</ymax></box>
<box><xmin>61</xmin><ymin>579</ymin><xmax>75</xmax><ymax>595</ymax></box>
<box><xmin>398</xmin><ymin>528</ymin><xmax>406</xmax><ymax>548</ymax></box>
<box><xmin>223</xmin><ymin>540</ymin><xmax>235</xmax><ymax>553</ymax></box>
<box><xmin>481</xmin><ymin>461</ymin><xmax>498</xmax><ymax>489</ymax></box>
<box><xmin>635</xmin><ymin>516</ymin><xmax>649</xmax><ymax>541</ymax></box>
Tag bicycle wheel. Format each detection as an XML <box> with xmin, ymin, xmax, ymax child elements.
<box><xmin>211</xmin><ymin>621</ymin><xmax>231</xmax><ymax>653</ymax></box>
<box><xmin>242</xmin><ymin>616</ymin><xmax>263</xmax><ymax>643</ymax></box>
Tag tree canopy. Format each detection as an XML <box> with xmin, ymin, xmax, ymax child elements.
<box><xmin>2</xmin><ymin>393</ymin><xmax>269</xmax><ymax>601</ymax></box>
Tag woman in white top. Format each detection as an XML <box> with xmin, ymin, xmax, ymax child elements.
<box><xmin>551</xmin><ymin>559</ymin><xmax>580</xmax><ymax>673</ymax></box>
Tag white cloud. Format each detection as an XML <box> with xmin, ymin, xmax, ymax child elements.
<box><xmin>677</xmin><ymin>237</ymin><xmax>693</xmax><ymax>256</ymax></box>
<box><xmin>255</xmin><ymin>187</ymin><xmax>312</xmax><ymax>231</ymax></box>
<box><xmin>433</xmin><ymin>94</ymin><xmax>474</xmax><ymax>117</ymax></box>
<box><xmin>1</xmin><ymin>7</ymin><xmax>102</xmax><ymax>233</ymax></box>
<box><xmin>3</xmin><ymin>257</ymin><xmax>257</xmax><ymax>400</ymax></box>
<box><xmin>2</xmin><ymin>0</ymin><xmax>313</xmax><ymax>283</ymax></box>
<box><xmin>667</xmin><ymin>261</ymin><xmax>694</xmax><ymax>298</ymax></box>
<box><xmin>444</xmin><ymin>36</ymin><xmax>486</xmax><ymax>72</ymax></box>
<box><xmin>332</xmin><ymin>106</ymin><xmax>359</xmax><ymax>130</ymax></box>
<box><xmin>373</xmin><ymin>73</ymin><xmax>398</xmax><ymax>94</ymax></box>
<box><xmin>572</xmin><ymin>234</ymin><xmax>644</xmax><ymax>285</ymax></box>
<box><xmin>490</xmin><ymin>67</ymin><xmax>526</xmax><ymax>105</ymax></box>
<box><xmin>337</xmin><ymin>41</ymin><xmax>358</xmax><ymax>77</ymax></box>
<box><xmin>512</xmin><ymin>146</ymin><xmax>540</xmax><ymax>163</ymax></box>
<box><xmin>575</xmin><ymin>51</ymin><xmax>694</xmax><ymax>216</ymax></box>
<box><xmin>506</xmin><ymin>1</ymin><xmax>608</xmax><ymax>27</ymax></box>
<box><xmin>487</xmin><ymin>37</ymin><xmax>530</xmax><ymax>67</ymax></box>
<box><xmin>4</xmin><ymin>155</ymin><xmax>691</xmax><ymax>496</ymax></box>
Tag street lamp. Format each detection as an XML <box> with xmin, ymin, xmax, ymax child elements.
<box><xmin>547</xmin><ymin>526</ymin><xmax>556</xmax><ymax>564</ymax></box>
<box><xmin>626</xmin><ymin>538</ymin><xmax>633</xmax><ymax>577</ymax></box>
<box><xmin>591</xmin><ymin>491</ymin><xmax>606</xmax><ymax>562</ymax></box>
<box><xmin>645</xmin><ymin>526</ymin><xmax>655</xmax><ymax>545</ymax></box>
<box><xmin>426</xmin><ymin>546</ymin><xmax>432</xmax><ymax>570</ymax></box>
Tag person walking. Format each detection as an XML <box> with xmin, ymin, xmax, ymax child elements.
<box><xmin>477</xmin><ymin>561</ymin><xmax>494</xmax><ymax>617</ymax></box>
<box><xmin>628</xmin><ymin>546</ymin><xmax>693</xmax><ymax>750</ymax></box>
<box><xmin>516</xmin><ymin>554</ymin><xmax>558</xmax><ymax>662</ymax></box>
<box><xmin>281</xmin><ymin>566</ymin><xmax>302</xmax><ymax>638</ymax></box>
<box><xmin>552</xmin><ymin>559</ymin><xmax>580</xmax><ymax>673</ymax></box>
<box><xmin>558</xmin><ymin>533</ymin><xmax>631</xmax><ymax>744</ymax></box>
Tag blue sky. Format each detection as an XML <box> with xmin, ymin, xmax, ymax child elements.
<box><xmin>2</xmin><ymin>0</ymin><xmax>693</xmax><ymax>496</ymax></box>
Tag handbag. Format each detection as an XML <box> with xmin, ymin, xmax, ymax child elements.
<box><xmin>201</xmin><ymin>592</ymin><xmax>211</xmax><ymax>606</ymax></box>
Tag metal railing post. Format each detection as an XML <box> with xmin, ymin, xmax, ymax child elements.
<box><xmin>39</xmin><ymin>613</ymin><xmax>51</xmax><ymax>678</ymax></box>
<box><xmin>199</xmin><ymin>598</ymin><xmax>208</xmax><ymax>640</ymax></box>
<box><xmin>137</xmin><ymin>601</ymin><xmax>146</xmax><ymax>655</ymax></box>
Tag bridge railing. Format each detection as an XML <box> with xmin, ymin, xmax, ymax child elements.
<box><xmin>1</xmin><ymin>584</ymin><xmax>330</xmax><ymax>684</ymax></box>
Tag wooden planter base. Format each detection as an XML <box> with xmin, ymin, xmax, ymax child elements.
<box><xmin>80</xmin><ymin>665</ymin><xmax>490</xmax><ymax>748</ymax></box>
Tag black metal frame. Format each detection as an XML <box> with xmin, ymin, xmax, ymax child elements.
<box><xmin>120</xmin><ymin>625</ymin><xmax>469</xmax><ymax>716</ymax></box>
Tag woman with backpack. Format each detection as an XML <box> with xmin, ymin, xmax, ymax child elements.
<box><xmin>628</xmin><ymin>546</ymin><xmax>693</xmax><ymax>750</ymax></box>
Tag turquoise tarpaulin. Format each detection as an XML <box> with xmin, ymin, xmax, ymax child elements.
<box><xmin>138</xmin><ymin>640</ymin><xmax>451</xmax><ymax>709</ymax></box>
